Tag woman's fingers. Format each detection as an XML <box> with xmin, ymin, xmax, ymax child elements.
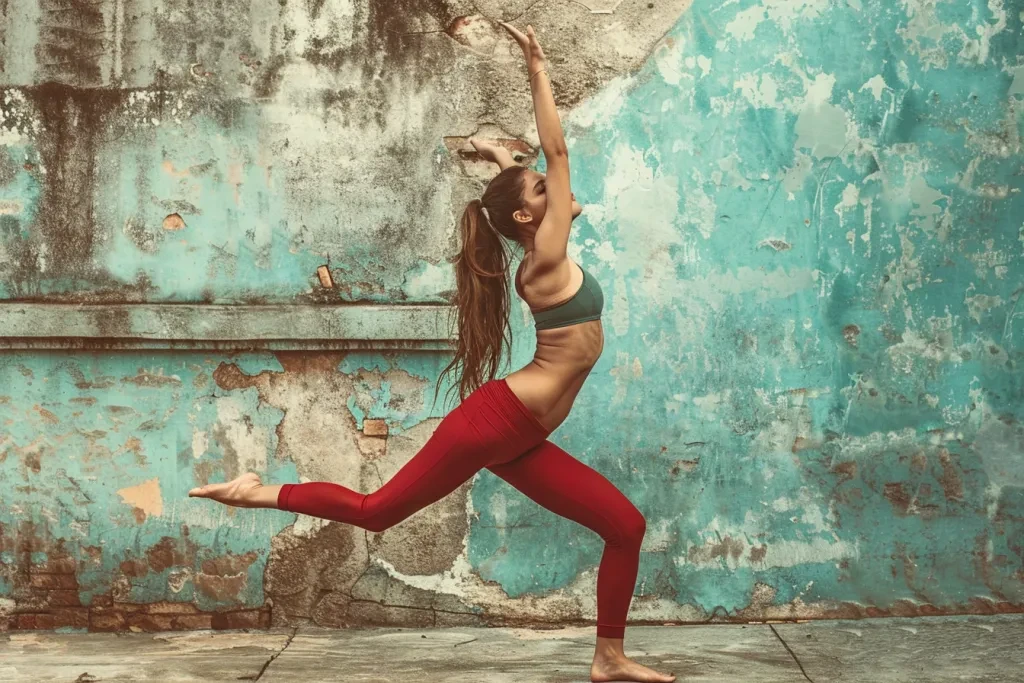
<box><xmin>499</xmin><ymin>21</ymin><xmax>529</xmax><ymax>47</ymax></box>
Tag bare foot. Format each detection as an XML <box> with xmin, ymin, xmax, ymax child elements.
<box><xmin>188</xmin><ymin>472</ymin><xmax>266</xmax><ymax>508</ymax></box>
<box><xmin>591</xmin><ymin>653</ymin><xmax>676</xmax><ymax>683</ymax></box>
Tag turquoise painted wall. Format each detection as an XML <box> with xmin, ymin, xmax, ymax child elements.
<box><xmin>1</xmin><ymin>0</ymin><xmax>1022</xmax><ymax>631</ymax></box>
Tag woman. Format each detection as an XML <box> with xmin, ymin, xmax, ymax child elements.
<box><xmin>190</xmin><ymin>22</ymin><xmax>674</xmax><ymax>683</ymax></box>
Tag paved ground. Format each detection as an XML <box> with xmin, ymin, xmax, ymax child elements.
<box><xmin>1</xmin><ymin>614</ymin><xmax>1021</xmax><ymax>682</ymax></box>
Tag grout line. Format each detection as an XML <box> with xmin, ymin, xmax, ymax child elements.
<box><xmin>769</xmin><ymin>624</ymin><xmax>814</xmax><ymax>683</ymax></box>
<box><xmin>252</xmin><ymin>627</ymin><xmax>298</xmax><ymax>682</ymax></box>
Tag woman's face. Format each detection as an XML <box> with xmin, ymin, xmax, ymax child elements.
<box><xmin>516</xmin><ymin>168</ymin><xmax>583</xmax><ymax>226</ymax></box>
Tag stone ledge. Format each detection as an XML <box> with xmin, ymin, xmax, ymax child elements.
<box><xmin>0</xmin><ymin>303</ymin><xmax>455</xmax><ymax>351</ymax></box>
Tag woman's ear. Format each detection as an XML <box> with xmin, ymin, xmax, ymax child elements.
<box><xmin>513</xmin><ymin>208</ymin><xmax>532</xmax><ymax>225</ymax></box>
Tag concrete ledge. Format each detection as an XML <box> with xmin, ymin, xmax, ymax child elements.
<box><xmin>0</xmin><ymin>303</ymin><xmax>455</xmax><ymax>351</ymax></box>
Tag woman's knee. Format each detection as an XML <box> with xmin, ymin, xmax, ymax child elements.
<box><xmin>608</xmin><ymin>505</ymin><xmax>645</xmax><ymax>549</ymax></box>
<box><xmin>625</xmin><ymin>507</ymin><xmax>646</xmax><ymax>546</ymax></box>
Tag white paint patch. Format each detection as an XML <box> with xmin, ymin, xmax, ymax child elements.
<box><xmin>724</xmin><ymin>5</ymin><xmax>765</xmax><ymax>42</ymax></box>
<box><xmin>117</xmin><ymin>478</ymin><xmax>163</xmax><ymax>518</ymax></box>
<box><xmin>642</xmin><ymin>517</ymin><xmax>675</xmax><ymax>552</ymax></box>
<box><xmin>697</xmin><ymin>55</ymin><xmax>713</xmax><ymax>77</ymax></box>
<box><xmin>734</xmin><ymin>72</ymin><xmax>780</xmax><ymax>109</ymax></box>
<box><xmin>679</xmin><ymin>536</ymin><xmax>857</xmax><ymax>569</ymax></box>
<box><xmin>723</xmin><ymin>0</ymin><xmax>831</xmax><ymax>43</ymax></box>
<box><xmin>681</xmin><ymin>174</ymin><xmax>717</xmax><ymax>240</ymax></box>
<box><xmin>402</xmin><ymin>260</ymin><xmax>456</xmax><ymax>300</ymax></box>
<box><xmin>591</xmin><ymin>240</ymin><xmax>618</xmax><ymax>267</ymax></box>
<box><xmin>795</xmin><ymin>73</ymin><xmax>849</xmax><ymax>158</ymax></box>
<box><xmin>964</xmin><ymin>293</ymin><xmax>1003</xmax><ymax>324</ymax></box>
<box><xmin>192</xmin><ymin>429</ymin><xmax>208</xmax><ymax>459</ymax></box>
<box><xmin>598</xmin><ymin>143</ymin><xmax>685</xmax><ymax>290</ymax></box>
<box><xmin>692</xmin><ymin>389</ymin><xmax>732</xmax><ymax>414</ymax></box>
<box><xmin>215</xmin><ymin>396</ymin><xmax>269</xmax><ymax>473</ymax></box>
<box><xmin>1011</xmin><ymin>65</ymin><xmax>1024</xmax><ymax>96</ymax></box>
<box><xmin>569</xmin><ymin>76</ymin><xmax>633</xmax><ymax>132</ymax></box>
<box><xmin>860</xmin><ymin>75</ymin><xmax>888</xmax><ymax>101</ymax></box>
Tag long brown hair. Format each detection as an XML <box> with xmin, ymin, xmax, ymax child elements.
<box><xmin>436</xmin><ymin>166</ymin><xmax>528</xmax><ymax>409</ymax></box>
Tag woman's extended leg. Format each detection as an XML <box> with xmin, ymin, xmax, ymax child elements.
<box><xmin>487</xmin><ymin>441</ymin><xmax>675</xmax><ymax>683</ymax></box>
<box><xmin>188</xmin><ymin>378</ymin><xmax>552</xmax><ymax>532</ymax></box>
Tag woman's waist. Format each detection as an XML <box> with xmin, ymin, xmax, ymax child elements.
<box><xmin>533</xmin><ymin>320</ymin><xmax>604</xmax><ymax>366</ymax></box>
<box><xmin>504</xmin><ymin>363</ymin><xmax>594</xmax><ymax>432</ymax></box>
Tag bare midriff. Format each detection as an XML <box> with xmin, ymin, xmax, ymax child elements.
<box><xmin>504</xmin><ymin>318</ymin><xmax>604</xmax><ymax>433</ymax></box>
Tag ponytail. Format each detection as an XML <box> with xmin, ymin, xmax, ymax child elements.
<box><xmin>436</xmin><ymin>198</ymin><xmax>513</xmax><ymax>409</ymax></box>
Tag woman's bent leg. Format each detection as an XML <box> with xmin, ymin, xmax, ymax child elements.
<box><xmin>486</xmin><ymin>441</ymin><xmax>646</xmax><ymax>640</ymax></box>
<box><xmin>278</xmin><ymin>379</ymin><xmax>551</xmax><ymax>532</ymax></box>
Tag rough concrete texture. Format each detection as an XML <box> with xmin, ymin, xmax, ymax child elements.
<box><xmin>2</xmin><ymin>0</ymin><xmax>1024</xmax><ymax>637</ymax></box>
<box><xmin>3</xmin><ymin>616</ymin><xmax>1024</xmax><ymax>682</ymax></box>
<box><xmin>0</xmin><ymin>0</ymin><xmax>691</xmax><ymax>304</ymax></box>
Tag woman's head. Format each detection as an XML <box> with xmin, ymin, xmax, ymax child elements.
<box><xmin>478</xmin><ymin>167</ymin><xmax>583</xmax><ymax>243</ymax></box>
<box><xmin>435</xmin><ymin>165</ymin><xmax>582</xmax><ymax>407</ymax></box>
<box><xmin>512</xmin><ymin>168</ymin><xmax>584</xmax><ymax>231</ymax></box>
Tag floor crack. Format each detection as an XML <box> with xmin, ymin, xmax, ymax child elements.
<box><xmin>769</xmin><ymin>624</ymin><xmax>814</xmax><ymax>683</ymax></box>
<box><xmin>247</xmin><ymin>627</ymin><xmax>298</xmax><ymax>682</ymax></box>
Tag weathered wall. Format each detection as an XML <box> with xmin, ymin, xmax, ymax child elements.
<box><xmin>2</xmin><ymin>0</ymin><xmax>1023</xmax><ymax>633</ymax></box>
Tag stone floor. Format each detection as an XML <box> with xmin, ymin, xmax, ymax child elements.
<box><xmin>1</xmin><ymin>614</ymin><xmax>1021</xmax><ymax>682</ymax></box>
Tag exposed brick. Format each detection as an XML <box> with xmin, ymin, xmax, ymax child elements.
<box><xmin>53</xmin><ymin>607</ymin><xmax>89</xmax><ymax>629</ymax></box>
<box><xmin>212</xmin><ymin>609</ymin><xmax>264</xmax><ymax>630</ymax></box>
<box><xmin>90</xmin><ymin>611</ymin><xmax>127</xmax><ymax>632</ymax></box>
<box><xmin>90</xmin><ymin>594</ymin><xmax>113</xmax><ymax>608</ymax></box>
<box><xmin>126</xmin><ymin>613</ymin><xmax>175</xmax><ymax>631</ymax></box>
<box><xmin>172</xmin><ymin>614</ymin><xmax>214</xmax><ymax>630</ymax></box>
<box><xmin>33</xmin><ymin>557</ymin><xmax>78</xmax><ymax>574</ymax></box>
<box><xmin>17</xmin><ymin>613</ymin><xmax>55</xmax><ymax>630</ymax></box>
<box><xmin>109</xmin><ymin>601</ymin><xmax>145</xmax><ymax>613</ymax></box>
<box><xmin>13</xmin><ymin>593</ymin><xmax>50</xmax><ymax>612</ymax></box>
<box><xmin>29</xmin><ymin>574</ymin><xmax>78</xmax><ymax>590</ymax></box>
<box><xmin>143</xmin><ymin>600</ymin><xmax>201</xmax><ymax>615</ymax></box>
<box><xmin>362</xmin><ymin>418</ymin><xmax>389</xmax><ymax>437</ymax></box>
<box><xmin>47</xmin><ymin>590</ymin><xmax>82</xmax><ymax>607</ymax></box>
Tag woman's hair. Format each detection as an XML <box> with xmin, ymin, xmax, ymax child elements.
<box><xmin>436</xmin><ymin>165</ymin><xmax>528</xmax><ymax>409</ymax></box>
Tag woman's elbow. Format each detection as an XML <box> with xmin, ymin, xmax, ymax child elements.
<box><xmin>545</xmin><ymin>144</ymin><xmax>569</xmax><ymax>159</ymax></box>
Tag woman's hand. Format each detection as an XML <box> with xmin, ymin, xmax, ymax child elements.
<box><xmin>469</xmin><ymin>137</ymin><xmax>518</xmax><ymax>170</ymax></box>
<box><xmin>469</xmin><ymin>137</ymin><xmax>500</xmax><ymax>162</ymax></box>
<box><xmin>499</xmin><ymin>22</ymin><xmax>547</xmax><ymax>71</ymax></box>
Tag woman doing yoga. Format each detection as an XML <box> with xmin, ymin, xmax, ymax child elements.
<box><xmin>190</xmin><ymin>22</ymin><xmax>674</xmax><ymax>683</ymax></box>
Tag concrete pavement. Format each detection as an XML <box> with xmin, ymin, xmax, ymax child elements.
<box><xmin>2</xmin><ymin>614</ymin><xmax>1021</xmax><ymax>682</ymax></box>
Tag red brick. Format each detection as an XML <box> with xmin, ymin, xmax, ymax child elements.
<box><xmin>172</xmin><ymin>614</ymin><xmax>214</xmax><ymax>630</ymax></box>
<box><xmin>362</xmin><ymin>419</ymin><xmax>389</xmax><ymax>437</ymax></box>
<box><xmin>109</xmin><ymin>601</ymin><xmax>145</xmax><ymax>613</ymax></box>
<box><xmin>126</xmin><ymin>614</ymin><xmax>175</xmax><ymax>631</ymax></box>
<box><xmin>29</xmin><ymin>574</ymin><xmax>78</xmax><ymax>590</ymax></box>
<box><xmin>47</xmin><ymin>590</ymin><xmax>82</xmax><ymax>607</ymax></box>
<box><xmin>212</xmin><ymin>609</ymin><xmax>263</xmax><ymax>630</ymax></box>
<box><xmin>90</xmin><ymin>594</ymin><xmax>113</xmax><ymax>608</ymax></box>
<box><xmin>53</xmin><ymin>607</ymin><xmax>89</xmax><ymax>629</ymax></box>
<box><xmin>34</xmin><ymin>557</ymin><xmax>77</xmax><ymax>574</ymax></box>
<box><xmin>16</xmin><ymin>613</ymin><xmax>55</xmax><ymax>630</ymax></box>
<box><xmin>90</xmin><ymin>611</ymin><xmax>127</xmax><ymax>632</ymax></box>
<box><xmin>143</xmin><ymin>601</ymin><xmax>201</xmax><ymax>615</ymax></box>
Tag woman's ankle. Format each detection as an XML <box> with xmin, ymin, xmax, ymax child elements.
<box><xmin>594</xmin><ymin>635</ymin><xmax>626</xmax><ymax>659</ymax></box>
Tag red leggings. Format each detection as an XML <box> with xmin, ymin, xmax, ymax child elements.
<box><xmin>277</xmin><ymin>377</ymin><xmax>646</xmax><ymax>639</ymax></box>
